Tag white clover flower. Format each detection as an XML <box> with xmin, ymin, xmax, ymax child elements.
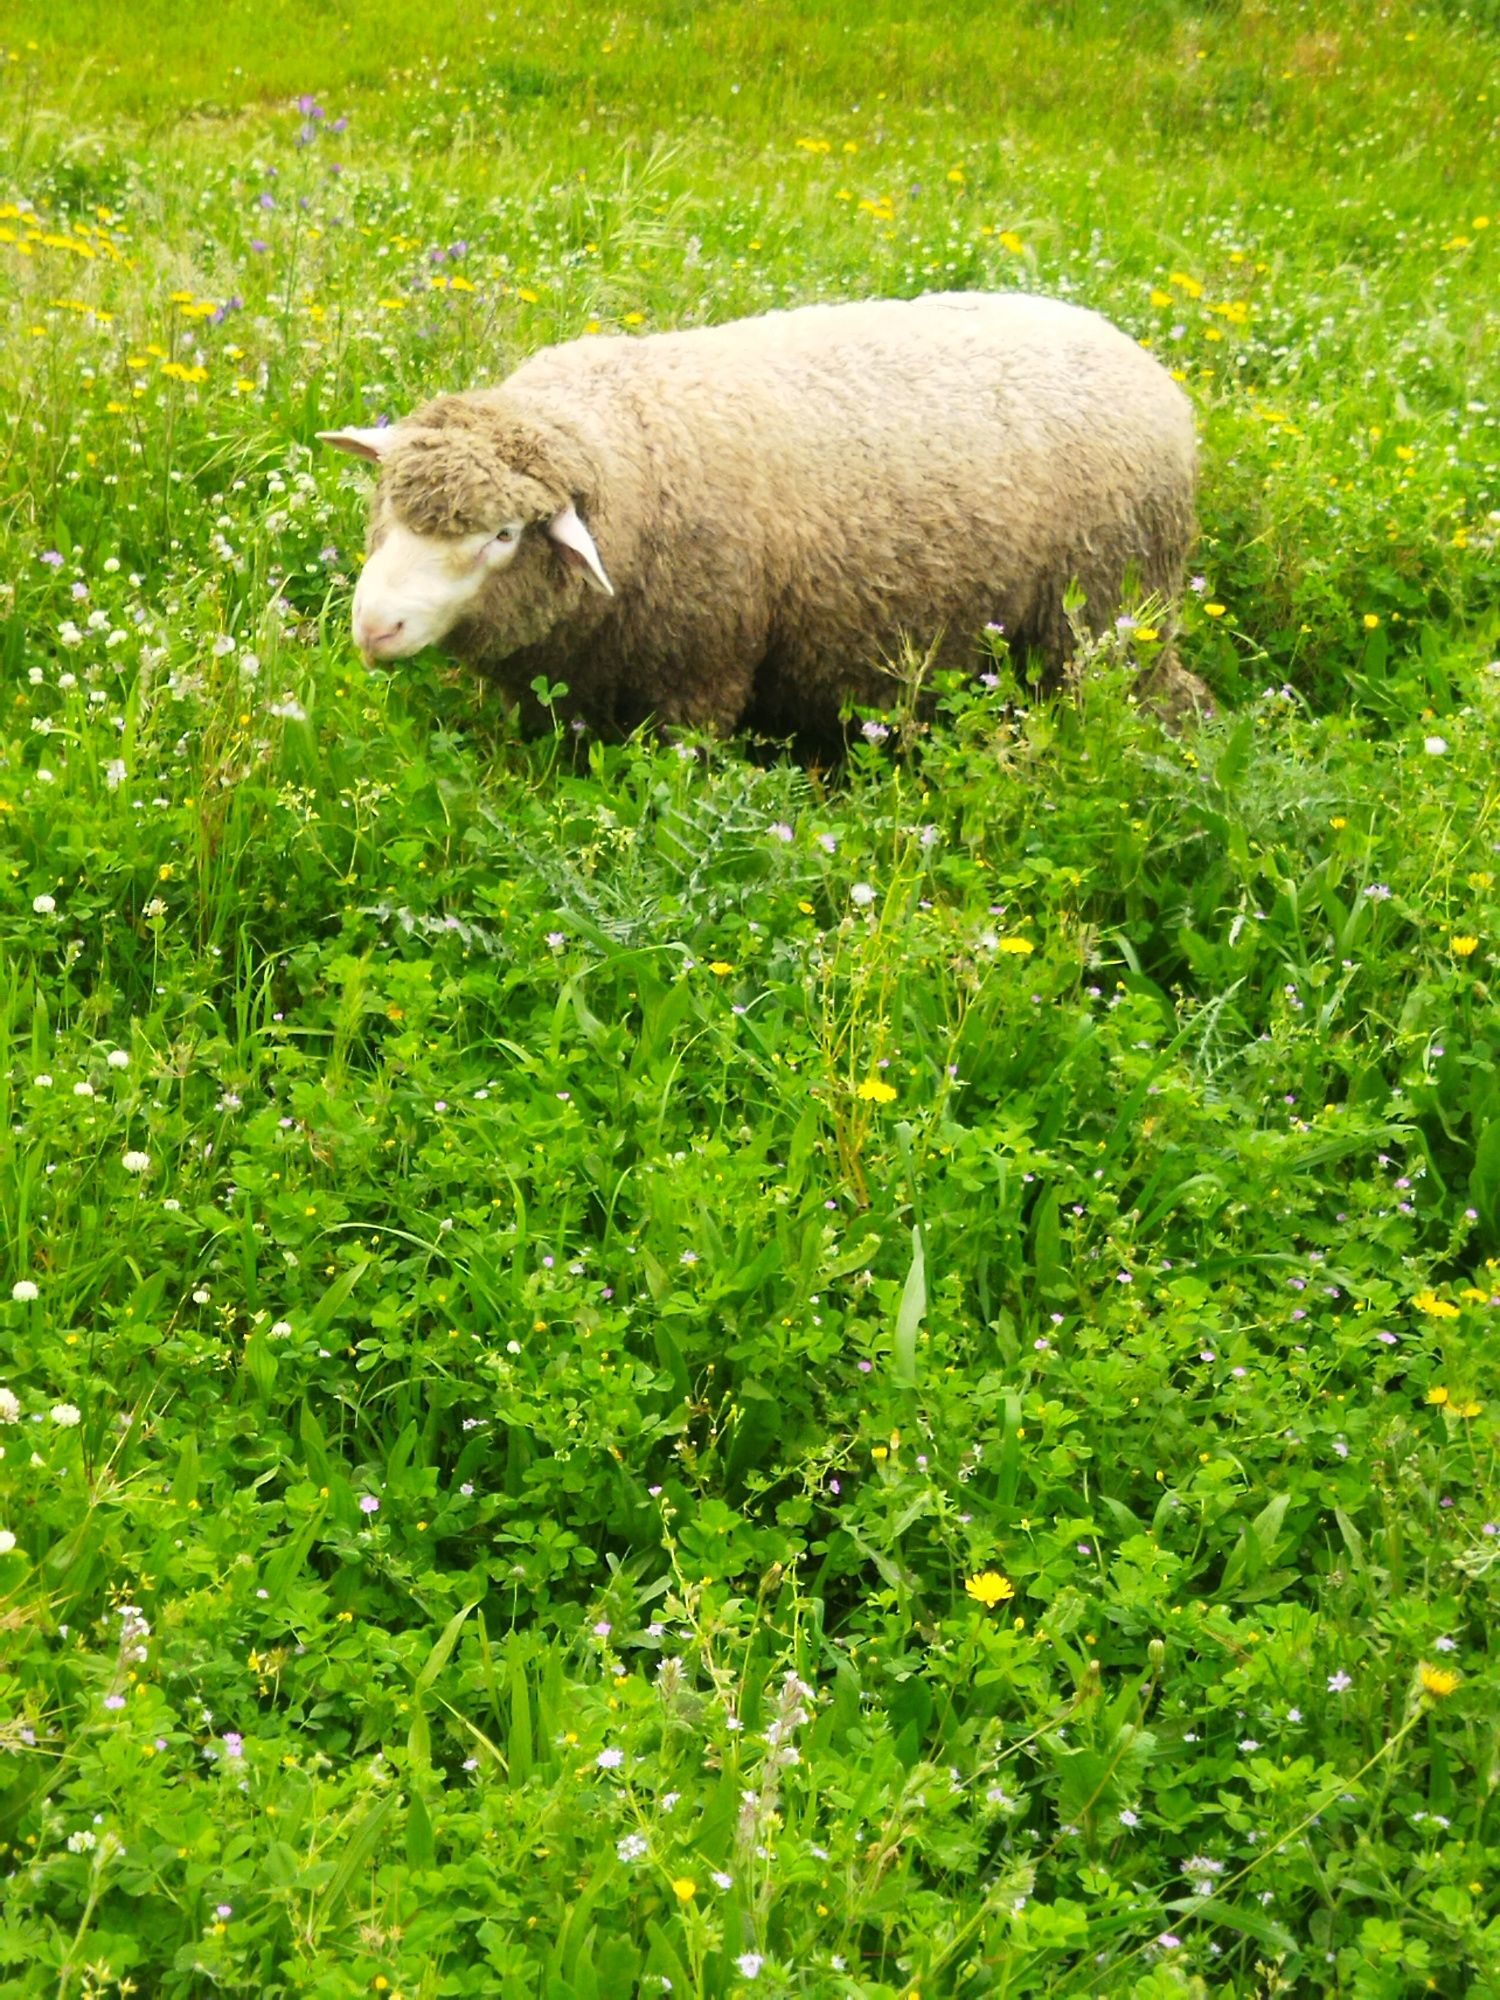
<box><xmin>1423</xmin><ymin>735</ymin><xmax>1449</xmax><ymax>755</ymax></box>
<box><xmin>106</xmin><ymin>1050</ymin><xmax>129</xmax><ymax>1070</ymax></box>
<box><xmin>51</xmin><ymin>1404</ymin><xmax>82</xmax><ymax>1427</ymax></box>
<box><xmin>122</xmin><ymin>1150</ymin><xmax>151</xmax><ymax>1174</ymax></box>
<box><xmin>74</xmin><ymin>1082</ymin><xmax>94</xmax><ymax>1099</ymax></box>
<box><xmin>0</xmin><ymin>1388</ymin><xmax>20</xmax><ymax>1422</ymax></box>
<box><xmin>270</xmin><ymin>1320</ymin><xmax>292</xmax><ymax>1338</ymax></box>
<box><xmin>0</xmin><ymin>1530</ymin><xmax>16</xmax><ymax>1554</ymax></box>
<box><xmin>66</xmin><ymin>1829</ymin><xmax>97</xmax><ymax>1853</ymax></box>
<box><xmin>32</xmin><ymin>894</ymin><xmax>57</xmax><ymax>915</ymax></box>
<box><xmin>11</xmin><ymin>1281</ymin><xmax>39</xmax><ymax>1303</ymax></box>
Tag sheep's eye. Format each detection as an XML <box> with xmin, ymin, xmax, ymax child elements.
<box><xmin>492</xmin><ymin>525</ymin><xmax>520</xmax><ymax>546</ymax></box>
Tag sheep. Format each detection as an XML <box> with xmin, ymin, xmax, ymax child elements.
<box><xmin>319</xmin><ymin>290</ymin><xmax>1203</xmax><ymax>750</ymax></box>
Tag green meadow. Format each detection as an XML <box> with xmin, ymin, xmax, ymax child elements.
<box><xmin>1</xmin><ymin>2</ymin><xmax>1497</xmax><ymax>1993</ymax></box>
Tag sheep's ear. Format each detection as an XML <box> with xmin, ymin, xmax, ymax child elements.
<box><xmin>316</xmin><ymin>427</ymin><xmax>391</xmax><ymax>464</ymax></box>
<box><xmin>548</xmin><ymin>502</ymin><xmax>614</xmax><ymax>596</ymax></box>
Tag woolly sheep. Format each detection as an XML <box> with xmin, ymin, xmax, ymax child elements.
<box><xmin>319</xmin><ymin>291</ymin><xmax>1202</xmax><ymax>747</ymax></box>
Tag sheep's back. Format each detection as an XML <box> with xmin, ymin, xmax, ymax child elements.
<box><xmin>503</xmin><ymin>293</ymin><xmax>1196</xmax><ymax>729</ymax></box>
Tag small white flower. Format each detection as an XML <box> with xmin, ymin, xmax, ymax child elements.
<box><xmin>711</xmin><ymin>1869</ymin><xmax>734</xmax><ymax>1889</ymax></box>
<box><xmin>67</xmin><ymin>1829</ymin><xmax>97</xmax><ymax>1853</ymax></box>
<box><xmin>11</xmin><ymin>1281</ymin><xmax>39</xmax><ymax>1303</ymax></box>
<box><xmin>0</xmin><ymin>1530</ymin><xmax>16</xmax><ymax>1554</ymax></box>
<box><xmin>104</xmin><ymin>759</ymin><xmax>128</xmax><ymax>790</ymax></box>
<box><xmin>1118</xmin><ymin>1808</ymin><xmax>1139</xmax><ymax>1826</ymax></box>
<box><xmin>121</xmin><ymin>1151</ymin><xmax>151</xmax><ymax>1174</ymax></box>
<box><xmin>271</xmin><ymin>1320</ymin><xmax>292</xmax><ymax>1338</ymax></box>
<box><xmin>1423</xmin><ymin>735</ymin><xmax>1449</xmax><ymax>755</ymax></box>
<box><xmin>737</xmin><ymin>1954</ymin><xmax>764</xmax><ymax>1980</ymax></box>
<box><xmin>74</xmin><ymin>1081</ymin><xmax>94</xmax><ymax>1099</ymax></box>
<box><xmin>595</xmin><ymin>1745</ymin><xmax>624</xmax><ymax>1768</ymax></box>
<box><xmin>32</xmin><ymin>894</ymin><xmax>57</xmax><ymax>915</ymax></box>
<box><xmin>51</xmin><ymin>1403</ymin><xmax>82</xmax><ymax>1427</ymax></box>
<box><xmin>106</xmin><ymin>1050</ymin><xmax>129</xmax><ymax>1070</ymax></box>
<box><xmin>0</xmin><ymin>1388</ymin><xmax>20</xmax><ymax>1422</ymax></box>
<box><xmin>616</xmin><ymin>1833</ymin><xmax>648</xmax><ymax>1861</ymax></box>
<box><xmin>850</xmin><ymin>881</ymin><xmax>877</xmax><ymax>908</ymax></box>
<box><xmin>192</xmin><ymin>1288</ymin><xmax>210</xmax><ymax>1305</ymax></box>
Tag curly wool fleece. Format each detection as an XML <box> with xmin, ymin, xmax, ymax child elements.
<box><xmin>338</xmin><ymin>291</ymin><xmax>1200</xmax><ymax>745</ymax></box>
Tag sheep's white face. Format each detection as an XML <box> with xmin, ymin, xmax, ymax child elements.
<box><xmin>353</xmin><ymin>520</ymin><xmax>527</xmax><ymax>660</ymax></box>
<box><xmin>318</xmin><ymin>425</ymin><xmax>614</xmax><ymax>663</ymax></box>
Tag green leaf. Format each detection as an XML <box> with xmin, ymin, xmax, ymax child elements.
<box><xmin>416</xmin><ymin>1600</ymin><xmax>480</xmax><ymax>1695</ymax></box>
<box><xmin>892</xmin><ymin>1225</ymin><xmax>926</xmax><ymax>1387</ymax></box>
<box><xmin>405</xmin><ymin>1786</ymin><xmax>435</xmax><ymax>1870</ymax></box>
<box><xmin>316</xmin><ymin>1794</ymin><xmax>397</xmax><ymax>1922</ymax></box>
<box><xmin>308</xmin><ymin>1257</ymin><xmax>372</xmax><ymax>1332</ymax></box>
<box><xmin>1167</xmin><ymin>1895</ymin><xmax>1298</xmax><ymax>1956</ymax></box>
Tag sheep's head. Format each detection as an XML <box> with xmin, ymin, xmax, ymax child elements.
<box><xmin>319</xmin><ymin>399</ymin><xmax>613</xmax><ymax>663</ymax></box>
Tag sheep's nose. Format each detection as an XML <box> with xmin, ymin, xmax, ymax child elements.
<box><xmin>355</xmin><ymin>614</ymin><xmax>405</xmax><ymax>658</ymax></box>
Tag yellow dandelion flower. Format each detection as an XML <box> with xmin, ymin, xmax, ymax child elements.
<box><xmin>1413</xmin><ymin>1291</ymin><xmax>1461</xmax><ymax>1319</ymax></box>
<box><xmin>965</xmin><ymin>1571</ymin><xmax>1015</xmax><ymax>1609</ymax></box>
<box><xmin>1363</xmin><ymin>613</ymin><xmax>1381</xmax><ymax>629</ymax></box>
<box><xmin>856</xmin><ymin>1077</ymin><xmax>897</xmax><ymax>1103</ymax></box>
<box><xmin>1149</xmin><ymin>287</ymin><xmax>1173</xmax><ymax>307</ymax></box>
<box><xmin>1419</xmin><ymin>1663</ymin><xmax>1461</xmax><ymax>1697</ymax></box>
<box><xmin>1204</xmin><ymin>602</ymin><xmax>1226</xmax><ymax>617</ymax></box>
<box><xmin>1168</xmin><ymin>270</ymin><xmax>1203</xmax><ymax>298</ymax></box>
<box><xmin>1134</xmin><ymin>624</ymin><xmax>1159</xmax><ymax>642</ymax></box>
<box><xmin>995</xmin><ymin>936</ymin><xmax>1035</xmax><ymax>955</ymax></box>
<box><xmin>1451</xmin><ymin>936</ymin><xmax>1479</xmax><ymax>956</ymax></box>
<box><xmin>671</xmin><ymin>1877</ymin><xmax>696</xmax><ymax>1901</ymax></box>
<box><xmin>998</xmin><ymin>230</ymin><xmax>1026</xmax><ymax>255</ymax></box>
<box><xmin>623</xmin><ymin>311</ymin><xmax>644</xmax><ymax>327</ymax></box>
<box><xmin>1425</xmin><ymin>1385</ymin><xmax>1450</xmax><ymax>1405</ymax></box>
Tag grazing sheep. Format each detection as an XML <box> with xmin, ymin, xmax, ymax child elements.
<box><xmin>319</xmin><ymin>291</ymin><xmax>1202</xmax><ymax>747</ymax></box>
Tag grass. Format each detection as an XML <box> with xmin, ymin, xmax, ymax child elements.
<box><xmin>0</xmin><ymin>2</ymin><xmax>1498</xmax><ymax>1995</ymax></box>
